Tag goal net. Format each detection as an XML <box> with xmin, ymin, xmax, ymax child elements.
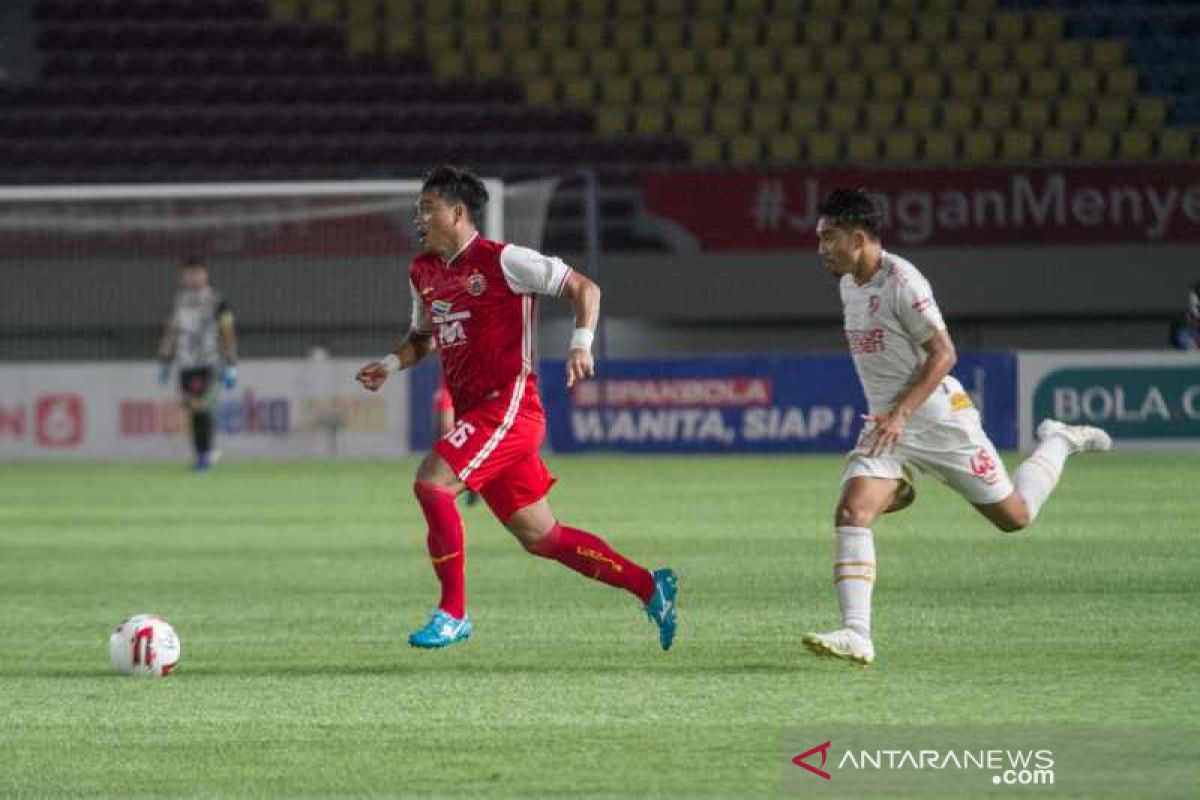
<box><xmin>0</xmin><ymin>177</ymin><xmax>563</xmax><ymax>459</ymax></box>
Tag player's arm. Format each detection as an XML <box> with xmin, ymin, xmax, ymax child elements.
<box><xmin>156</xmin><ymin>311</ymin><xmax>177</xmax><ymax>383</ymax></box>
<box><xmin>217</xmin><ymin>303</ymin><xmax>239</xmax><ymax>388</ymax></box>
<box><xmin>357</xmin><ymin>283</ymin><xmax>435</xmax><ymax>392</ymax></box>
<box><xmin>498</xmin><ymin>243</ymin><xmax>599</xmax><ymax>387</ymax></box>
<box><xmin>559</xmin><ymin>270</ymin><xmax>601</xmax><ymax>388</ymax></box>
<box><xmin>863</xmin><ymin>330</ymin><xmax>956</xmax><ymax>456</ymax></box>
<box><xmin>357</xmin><ymin>331</ymin><xmax>434</xmax><ymax>392</ymax></box>
<box><xmin>217</xmin><ymin>306</ymin><xmax>238</xmax><ymax>365</ymax></box>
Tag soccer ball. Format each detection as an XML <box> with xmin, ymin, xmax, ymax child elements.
<box><xmin>108</xmin><ymin>614</ymin><xmax>181</xmax><ymax>677</ymax></box>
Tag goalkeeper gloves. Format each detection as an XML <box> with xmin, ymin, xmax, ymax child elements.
<box><xmin>221</xmin><ymin>365</ymin><xmax>238</xmax><ymax>390</ymax></box>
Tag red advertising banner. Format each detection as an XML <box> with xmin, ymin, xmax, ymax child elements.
<box><xmin>642</xmin><ymin>165</ymin><xmax>1200</xmax><ymax>249</ymax></box>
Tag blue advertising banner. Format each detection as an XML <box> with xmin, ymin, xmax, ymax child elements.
<box><xmin>411</xmin><ymin>352</ymin><xmax>1017</xmax><ymax>454</ymax></box>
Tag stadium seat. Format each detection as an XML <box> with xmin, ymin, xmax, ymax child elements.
<box><xmin>806</xmin><ymin>133</ymin><xmax>840</xmax><ymax>164</ymax></box>
<box><xmin>600</xmin><ymin>77</ymin><xmax>635</xmax><ymax>105</ymax></box>
<box><xmin>1157</xmin><ymin>129</ymin><xmax>1193</xmax><ymax>160</ymax></box>
<box><xmin>795</xmin><ymin>75</ymin><xmax>827</xmax><ymax>102</ymax></box>
<box><xmin>822</xmin><ymin>48</ymin><xmax>854</xmax><ymax>73</ymax></box>
<box><xmin>594</xmin><ymin>107</ymin><xmax>628</xmax><ymax>136</ymax></box>
<box><xmin>639</xmin><ymin>76</ymin><xmax>672</xmax><ymax>104</ymax></box>
<box><xmin>590</xmin><ymin>50</ymin><xmax>622</xmax><ymax>76</ymax></box>
<box><xmin>741</xmin><ymin>47</ymin><xmax>775</xmax><ymax>74</ymax></box>
<box><xmin>825</xmin><ymin>105</ymin><xmax>859</xmax><ymax>132</ymax></box>
<box><xmin>949</xmin><ymin>71</ymin><xmax>984</xmax><ymax>98</ymax></box>
<box><xmin>986</xmin><ymin>72</ymin><xmax>1021</xmax><ymax>99</ymax></box>
<box><xmin>922</xmin><ymin>131</ymin><xmax>957</xmax><ymax>162</ymax></box>
<box><xmin>1078</xmin><ymin>130</ymin><xmax>1112</xmax><ymax>161</ymax></box>
<box><xmin>904</xmin><ymin>101</ymin><xmax>936</xmax><ymax>130</ymax></box>
<box><xmin>941</xmin><ymin>101</ymin><xmax>975</xmax><ymax>131</ymax></box>
<box><xmin>672</xmin><ymin>106</ymin><xmax>705</xmax><ymax>135</ymax></box>
<box><xmin>1117</xmin><ymin>130</ymin><xmax>1152</xmax><ymax>160</ymax></box>
<box><xmin>1056</xmin><ymin>98</ymin><xmax>1090</xmax><ymax>130</ymax></box>
<box><xmin>705</xmin><ymin>48</ymin><xmax>737</xmax><ymax>75</ymax></box>
<box><xmin>1016</xmin><ymin>99</ymin><xmax>1052</xmax><ymax>131</ymax></box>
<box><xmin>860</xmin><ymin>47</ymin><xmax>894</xmax><ymax>73</ymax></box>
<box><xmin>961</xmin><ymin>130</ymin><xmax>996</xmax><ymax>162</ymax></box>
<box><xmin>1132</xmin><ymin>97</ymin><xmax>1166</xmax><ymax>129</ymax></box>
<box><xmin>831</xmin><ymin>74</ymin><xmax>868</xmax><ymax>101</ymax></box>
<box><xmin>974</xmin><ymin>42</ymin><xmax>1008</xmax><ymax>71</ymax></box>
<box><xmin>1093</xmin><ymin>98</ymin><xmax>1130</xmax><ymax>131</ymax></box>
<box><xmin>690</xmin><ymin>135</ymin><xmax>722</xmax><ymax>165</ymax></box>
<box><xmin>910</xmin><ymin>72</ymin><xmax>944</xmax><ymax>100</ymax></box>
<box><xmin>1012</xmin><ymin>41</ymin><xmax>1047</xmax><ymax>71</ymax></box>
<box><xmin>667</xmin><ymin>50</ymin><xmax>699</xmax><ymax>75</ymax></box>
<box><xmin>864</xmin><ymin>101</ymin><xmax>899</xmax><ymax>131</ymax></box>
<box><xmin>898</xmin><ymin>43</ymin><xmax>933</xmax><ymax>71</ymax></box>
<box><xmin>846</xmin><ymin>132</ymin><xmax>879</xmax><ymax>162</ymax></box>
<box><xmin>883</xmin><ymin>131</ymin><xmax>917</xmax><ymax>162</ymax></box>
<box><xmin>999</xmin><ymin>130</ymin><xmax>1035</xmax><ymax>162</ymax></box>
<box><xmin>787</xmin><ymin>106</ymin><xmax>820</xmax><ymax>132</ymax></box>
<box><xmin>766</xmin><ymin>134</ymin><xmax>800</xmax><ymax>164</ymax></box>
<box><xmin>1026</xmin><ymin>68</ymin><xmax>1061</xmax><ymax>99</ymax></box>
<box><xmin>728</xmin><ymin>135</ymin><xmax>760</xmax><ymax>166</ymax></box>
<box><xmin>1039</xmin><ymin>130</ymin><xmax>1073</xmax><ymax>161</ymax></box>
<box><xmin>711</xmin><ymin>106</ymin><xmax>744</xmax><ymax>136</ymax></box>
<box><xmin>679</xmin><ymin>76</ymin><xmax>713</xmax><ymax>105</ymax></box>
<box><xmin>748</xmin><ymin>104</ymin><xmax>781</xmax><ymax>134</ymax></box>
<box><xmin>991</xmin><ymin>11</ymin><xmax>1026</xmax><ymax>42</ymax></box>
<box><xmin>870</xmin><ymin>73</ymin><xmax>905</xmax><ymax>101</ymax></box>
<box><xmin>979</xmin><ymin>100</ymin><xmax>1013</xmax><ymax>130</ymax></box>
<box><xmin>716</xmin><ymin>76</ymin><xmax>751</xmax><ymax>104</ymax></box>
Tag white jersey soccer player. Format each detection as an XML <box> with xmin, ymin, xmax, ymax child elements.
<box><xmin>802</xmin><ymin>189</ymin><xmax>1111</xmax><ymax>666</ymax></box>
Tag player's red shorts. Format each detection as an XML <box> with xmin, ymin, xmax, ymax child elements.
<box><xmin>433</xmin><ymin>374</ymin><xmax>555</xmax><ymax>523</ymax></box>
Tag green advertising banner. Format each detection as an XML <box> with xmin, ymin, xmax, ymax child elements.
<box><xmin>1019</xmin><ymin>353</ymin><xmax>1200</xmax><ymax>449</ymax></box>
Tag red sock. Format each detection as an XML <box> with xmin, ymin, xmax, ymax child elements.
<box><xmin>413</xmin><ymin>481</ymin><xmax>465</xmax><ymax>619</ymax></box>
<box><xmin>530</xmin><ymin>523</ymin><xmax>655</xmax><ymax>604</ymax></box>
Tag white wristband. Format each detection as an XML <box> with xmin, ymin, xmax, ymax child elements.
<box><xmin>381</xmin><ymin>354</ymin><xmax>402</xmax><ymax>374</ymax></box>
<box><xmin>569</xmin><ymin>327</ymin><xmax>594</xmax><ymax>354</ymax></box>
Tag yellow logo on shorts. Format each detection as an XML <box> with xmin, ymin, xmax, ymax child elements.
<box><xmin>950</xmin><ymin>392</ymin><xmax>974</xmax><ymax>411</ymax></box>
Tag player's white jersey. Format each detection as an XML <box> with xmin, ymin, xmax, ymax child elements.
<box><xmin>840</xmin><ymin>250</ymin><xmax>948</xmax><ymax>421</ymax></box>
<box><xmin>173</xmin><ymin>287</ymin><xmax>226</xmax><ymax>370</ymax></box>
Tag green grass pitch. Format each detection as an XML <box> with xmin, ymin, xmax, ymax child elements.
<box><xmin>1</xmin><ymin>453</ymin><xmax>1197</xmax><ymax>798</ymax></box>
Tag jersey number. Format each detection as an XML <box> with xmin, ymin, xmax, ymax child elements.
<box><xmin>445</xmin><ymin>420</ymin><xmax>476</xmax><ymax>449</ymax></box>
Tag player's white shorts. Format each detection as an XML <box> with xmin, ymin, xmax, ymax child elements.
<box><xmin>841</xmin><ymin>379</ymin><xmax>1014</xmax><ymax>506</ymax></box>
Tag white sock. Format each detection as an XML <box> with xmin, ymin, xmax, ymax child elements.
<box><xmin>834</xmin><ymin>526</ymin><xmax>875</xmax><ymax>639</ymax></box>
<box><xmin>1012</xmin><ymin>435</ymin><xmax>1071</xmax><ymax>522</ymax></box>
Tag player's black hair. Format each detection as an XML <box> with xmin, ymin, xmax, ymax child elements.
<box><xmin>422</xmin><ymin>165</ymin><xmax>489</xmax><ymax>222</ymax></box>
<box><xmin>816</xmin><ymin>188</ymin><xmax>882</xmax><ymax>241</ymax></box>
<box><xmin>181</xmin><ymin>255</ymin><xmax>206</xmax><ymax>269</ymax></box>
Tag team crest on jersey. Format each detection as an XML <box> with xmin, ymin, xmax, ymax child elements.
<box><xmin>465</xmin><ymin>272</ymin><xmax>487</xmax><ymax>296</ymax></box>
<box><xmin>868</xmin><ymin>295</ymin><xmax>880</xmax><ymax>315</ymax></box>
<box><xmin>432</xmin><ymin>299</ymin><xmax>452</xmax><ymax>315</ymax></box>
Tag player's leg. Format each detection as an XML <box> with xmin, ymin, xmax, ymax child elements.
<box><xmin>180</xmin><ymin>368</ymin><xmax>216</xmax><ymax>471</ymax></box>
<box><xmin>435</xmin><ymin>400</ymin><xmax>478</xmax><ymax>507</ymax></box>
<box><xmin>487</xmin><ymin>457</ymin><xmax>677</xmax><ymax>650</ymax></box>
<box><xmin>997</xmin><ymin>419</ymin><xmax>1113</xmax><ymax>528</ymax></box>
<box><xmin>408</xmin><ymin>448</ymin><xmax>473</xmax><ymax>648</ymax></box>
<box><xmin>804</xmin><ymin>440</ymin><xmax>908</xmax><ymax>666</ymax></box>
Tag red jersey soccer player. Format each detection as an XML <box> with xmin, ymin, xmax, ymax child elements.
<box><xmin>357</xmin><ymin>166</ymin><xmax>677</xmax><ymax>650</ymax></box>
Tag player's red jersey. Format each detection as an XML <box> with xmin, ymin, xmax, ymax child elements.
<box><xmin>410</xmin><ymin>236</ymin><xmax>541</xmax><ymax>414</ymax></box>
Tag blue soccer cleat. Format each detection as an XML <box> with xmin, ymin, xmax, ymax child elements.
<box><xmin>645</xmin><ymin>568</ymin><xmax>678</xmax><ymax>650</ymax></box>
<box><xmin>408</xmin><ymin>609</ymin><xmax>473</xmax><ymax>649</ymax></box>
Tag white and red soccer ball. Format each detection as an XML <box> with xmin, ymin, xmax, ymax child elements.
<box><xmin>108</xmin><ymin>614</ymin><xmax>181</xmax><ymax>677</ymax></box>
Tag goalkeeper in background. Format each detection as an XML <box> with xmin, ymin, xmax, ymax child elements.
<box><xmin>157</xmin><ymin>256</ymin><xmax>239</xmax><ymax>472</ymax></box>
